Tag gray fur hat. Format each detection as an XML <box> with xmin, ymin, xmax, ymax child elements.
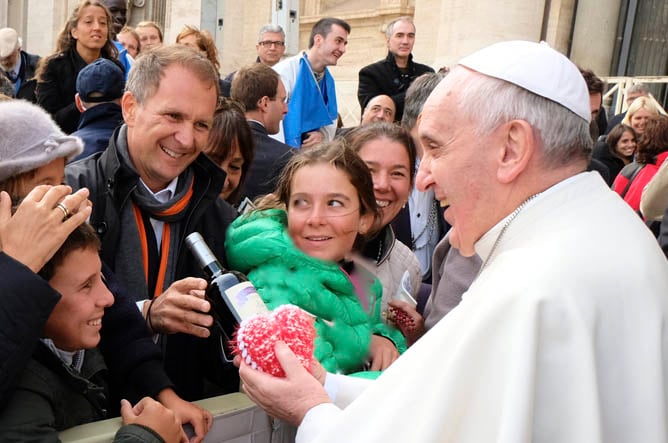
<box><xmin>0</xmin><ymin>100</ymin><xmax>83</xmax><ymax>182</ymax></box>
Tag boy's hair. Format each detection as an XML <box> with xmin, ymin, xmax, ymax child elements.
<box><xmin>38</xmin><ymin>222</ymin><xmax>101</xmax><ymax>281</ymax></box>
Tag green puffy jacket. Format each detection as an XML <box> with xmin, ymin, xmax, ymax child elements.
<box><xmin>225</xmin><ymin>209</ymin><xmax>406</xmax><ymax>373</ymax></box>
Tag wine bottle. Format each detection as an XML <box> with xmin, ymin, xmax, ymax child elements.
<box><xmin>185</xmin><ymin>232</ymin><xmax>268</xmax><ymax>361</ymax></box>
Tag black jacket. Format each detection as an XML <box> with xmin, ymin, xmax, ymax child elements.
<box><xmin>0</xmin><ymin>253</ymin><xmax>60</xmax><ymax>409</ymax></box>
<box><xmin>358</xmin><ymin>52</ymin><xmax>434</xmax><ymax>121</ymax></box>
<box><xmin>592</xmin><ymin>138</ymin><xmax>629</xmax><ymax>186</ymax></box>
<box><xmin>66</xmin><ymin>126</ymin><xmax>241</xmax><ymax>400</ymax></box>
<box><xmin>72</xmin><ymin>102</ymin><xmax>124</xmax><ymax>161</ymax></box>
<box><xmin>241</xmin><ymin>120</ymin><xmax>296</xmax><ymax>201</ymax></box>
<box><xmin>0</xmin><ymin>343</ymin><xmax>164</xmax><ymax>442</ymax></box>
<box><xmin>36</xmin><ymin>48</ymin><xmax>122</xmax><ymax>134</ymax></box>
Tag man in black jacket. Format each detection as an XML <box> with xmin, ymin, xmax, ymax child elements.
<box><xmin>357</xmin><ymin>16</ymin><xmax>433</xmax><ymax>122</ymax></box>
<box><xmin>231</xmin><ymin>63</ymin><xmax>295</xmax><ymax>202</ymax></box>
<box><xmin>66</xmin><ymin>46</ymin><xmax>240</xmax><ymax>402</ymax></box>
<box><xmin>0</xmin><ymin>27</ymin><xmax>40</xmax><ymax>101</ymax></box>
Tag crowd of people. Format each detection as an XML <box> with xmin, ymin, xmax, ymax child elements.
<box><xmin>1</xmin><ymin>1</ymin><xmax>668</xmax><ymax>442</ymax></box>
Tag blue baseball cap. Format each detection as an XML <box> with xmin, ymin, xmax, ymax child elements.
<box><xmin>76</xmin><ymin>58</ymin><xmax>125</xmax><ymax>103</ymax></box>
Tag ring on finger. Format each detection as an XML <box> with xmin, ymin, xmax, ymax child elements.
<box><xmin>56</xmin><ymin>202</ymin><xmax>70</xmax><ymax>220</ymax></box>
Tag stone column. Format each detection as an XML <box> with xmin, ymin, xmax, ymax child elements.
<box><xmin>570</xmin><ymin>0</ymin><xmax>621</xmax><ymax>76</ymax></box>
<box><xmin>24</xmin><ymin>0</ymin><xmax>70</xmax><ymax>56</ymax></box>
<box><xmin>163</xmin><ymin>0</ymin><xmax>201</xmax><ymax>44</ymax></box>
<box><xmin>414</xmin><ymin>0</ymin><xmax>547</xmax><ymax>68</ymax></box>
<box><xmin>219</xmin><ymin>0</ymin><xmax>272</xmax><ymax>74</ymax></box>
<box><xmin>541</xmin><ymin>0</ymin><xmax>577</xmax><ymax>54</ymax></box>
<box><xmin>0</xmin><ymin>0</ymin><xmax>8</xmax><ymax>28</ymax></box>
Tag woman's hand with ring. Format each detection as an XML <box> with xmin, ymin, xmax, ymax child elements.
<box><xmin>0</xmin><ymin>186</ymin><xmax>92</xmax><ymax>272</ymax></box>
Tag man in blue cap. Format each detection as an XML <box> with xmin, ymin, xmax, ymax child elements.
<box><xmin>72</xmin><ymin>58</ymin><xmax>125</xmax><ymax>161</ymax></box>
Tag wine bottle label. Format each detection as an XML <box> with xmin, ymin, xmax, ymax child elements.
<box><xmin>224</xmin><ymin>281</ymin><xmax>269</xmax><ymax>319</ymax></box>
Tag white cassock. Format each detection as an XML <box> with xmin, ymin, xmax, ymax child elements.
<box><xmin>297</xmin><ymin>172</ymin><xmax>668</xmax><ymax>443</ymax></box>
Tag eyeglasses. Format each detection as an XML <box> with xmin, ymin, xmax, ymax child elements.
<box><xmin>258</xmin><ymin>40</ymin><xmax>285</xmax><ymax>48</ymax></box>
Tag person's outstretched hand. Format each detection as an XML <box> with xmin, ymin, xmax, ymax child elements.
<box><xmin>157</xmin><ymin>388</ymin><xmax>213</xmax><ymax>443</ymax></box>
<box><xmin>120</xmin><ymin>397</ymin><xmax>187</xmax><ymax>443</ymax></box>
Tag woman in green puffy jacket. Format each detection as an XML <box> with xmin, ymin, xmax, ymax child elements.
<box><xmin>226</xmin><ymin>141</ymin><xmax>406</xmax><ymax>374</ymax></box>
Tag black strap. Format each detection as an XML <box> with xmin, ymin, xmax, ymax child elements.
<box><xmin>619</xmin><ymin>163</ymin><xmax>644</xmax><ymax>199</ymax></box>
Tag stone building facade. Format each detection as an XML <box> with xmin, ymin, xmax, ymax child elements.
<box><xmin>0</xmin><ymin>0</ymin><xmax>639</xmax><ymax>125</ymax></box>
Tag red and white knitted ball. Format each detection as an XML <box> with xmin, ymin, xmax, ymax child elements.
<box><xmin>234</xmin><ymin>304</ymin><xmax>316</xmax><ymax>377</ymax></box>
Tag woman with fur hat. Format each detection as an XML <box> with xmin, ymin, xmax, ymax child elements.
<box><xmin>0</xmin><ymin>99</ymin><xmax>91</xmax><ymax>407</ymax></box>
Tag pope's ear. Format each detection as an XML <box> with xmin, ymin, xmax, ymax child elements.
<box><xmin>121</xmin><ymin>91</ymin><xmax>138</xmax><ymax>126</ymax></box>
<box><xmin>496</xmin><ymin>119</ymin><xmax>535</xmax><ymax>184</ymax></box>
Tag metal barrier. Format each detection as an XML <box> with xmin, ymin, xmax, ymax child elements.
<box><xmin>59</xmin><ymin>393</ymin><xmax>273</xmax><ymax>443</ymax></box>
<box><xmin>603</xmin><ymin>76</ymin><xmax>668</xmax><ymax>115</ymax></box>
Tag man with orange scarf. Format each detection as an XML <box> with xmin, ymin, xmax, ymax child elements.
<box><xmin>66</xmin><ymin>45</ymin><xmax>239</xmax><ymax>402</ymax></box>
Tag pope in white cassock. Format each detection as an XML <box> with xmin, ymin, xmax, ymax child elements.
<box><xmin>238</xmin><ymin>40</ymin><xmax>668</xmax><ymax>443</ymax></box>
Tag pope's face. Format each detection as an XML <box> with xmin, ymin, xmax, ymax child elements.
<box><xmin>416</xmin><ymin>69</ymin><xmax>500</xmax><ymax>256</ymax></box>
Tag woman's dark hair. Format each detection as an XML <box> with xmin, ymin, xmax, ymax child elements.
<box><xmin>636</xmin><ymin>115</ymin><xmax>668</xmax><ymax>164</ymax></box>
<box><xmin>344</xmin><ymin>122</ymin><xmax>417</xmax><ymax>186</ymax></box>
<box><xmin>261</xmin><ymin>139</ymin><xmax>382</xmax><ymax>245</ymax></box>
<box><xmin>38</xmin><ymin>222</ymin><xmax>100</xmax><ymax>281</ymax></box>
<box><xmin>606</xmin><ymin>123</ymin><xmax>636</xmax><ymax>160</ymax></box>
<box><xmin>204</xmin><ymin>98</ymin><xmax>255</xmax><ymax>204</ymax></box>
<box><xmin>37</xmin><ymin>0</ymin><xmax>119</xmax><ymax>82</ymax></box>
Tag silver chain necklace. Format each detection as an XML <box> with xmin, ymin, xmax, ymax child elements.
<box><xmin>476</xmin><ymin>193</ymin><xmax>541</xmax><ymax>278</ymax></box>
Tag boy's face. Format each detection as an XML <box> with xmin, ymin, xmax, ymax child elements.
<box><xmin>44</xmin><ymin>248</ymin><xmax>114</xmax><ymax>352</ymax></box>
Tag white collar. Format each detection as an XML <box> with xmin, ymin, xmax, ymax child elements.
<box><xmin>139</xmin><ymin>176</ymin><xmax>179</xmax><ymax>204</ymax></box>
<box><xmin>475</xmin><ymin>173</ymin><xmax>587</xmax><ymax>263</ymax></box>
